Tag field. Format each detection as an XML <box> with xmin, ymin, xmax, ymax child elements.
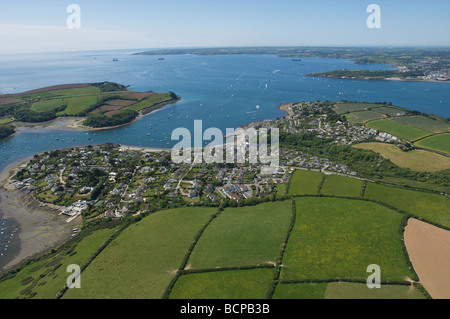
<box><xmin>353</xmin><ymin>142</ymin><xmax>450</xmax><ymax>172</ymax></box>
<box><xmin>391</xmin><ymin>116</ymin><xmax>450</xmax><ymax>133</ymax></box>
<box><xmin>364</xmin><ymin>182</ymin><xmax>450</xmax><ymax>228</ymax></box>
<box><xmin>47</xmin><ymin>86</ymin><xmax>101</xmax><ymax>96</ymax></box>
<box><xmin>319</xmin><ymin>174</ymin><xmax>363</xmax><ymax>197</ymax></box>
<box><xmin>186</xmin><ymin>201</ymin><xmax>292</xmax><ymax>269</ymax></box>
<box><xmin>0</xmin><ymin>118</ymin><xmax>14</xmax><ymax>125</ymax></box>
<box><xmin>63</xmin><ymin>207</ymin><xmax>216</xmax><ymax>299</ymax></box>
<box><xmin>344</xmin><ymin>110</ymin><xmax>384</xmax><ymax>124</ymax></box>
<box><xmin>0</xmin><ymin>227</ymin><xmax>117</xmax><ymax>299</ymax></box>
<box><xmin>280</xmin><ymin>197</ymin><xmax>415</xmax><ymax>281</ymax></box>
<box><xmin>273</xmin><ymin>282</ymin><xmax>425</xmax><ymax>299</ymax></box>
<box><xmin>170</xmin><ymin>268</ymin><xmax>273</xmax><ymax>299</ymax></box>
<box><xmin>30</xmin><ymin>98</ymin><xmax>63</xmax><ymax>112</ymax></box>
<box><xmin>123</xmin><ymin>93</ymin><xmax>173</xmax><ymax>112</ymax></box>
<box><xmin>414</xmin><ymin>133</ymin><xmax>450</xmax><ymax>155</ymax></box>
<box><xmin>365</xmin><ymin>119</ymin><xmax>432</xmax><ymax>141</ymax></box>
<box><xmin>287</xmin><ymin>170</ymin><xmax>323</xmax><ymax>195</ymax></box>
<box><xmin>334</xmin><ymin>102</ymin><xmax>392</xmax><ymax>114</ymax></box>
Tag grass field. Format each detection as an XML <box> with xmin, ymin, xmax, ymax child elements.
<box><xmin>353</xmin><ymin>142</ymin><xmax>450</xmax><ymax>172</ymax></box>
<box><xmin>0</xmin><ymin>118</ymin><xmax>14</xmax><ymax>125</ymax></box>
<box><xmin>366</xmin><ymin>119</ymin><xmax>432</xmax><ymax>141</ymax></box>
<box><xmin>61</xmin><ymin>95</ymin><xmax>98</xmax><ymax>115</ymax></box>
<box><xmin>187</xmin><ymin>201</ymin><xmax>292</xmax><ymax>269</ymax></box>
<box><xmin>64</xmin><ymin>207</ymin><xmax>216</xmax><ymax>299</ymax></box>
<box><xmin>391</xmin><ymin>116</ymin><xmax>450</xmax><ymax>133</ymax></box>
<box><xmin>371</xmin><ymin>107</ymin><xmax>405</xmax><ymax>116</ymax></box>
<box><xmin>288</xmin><ymin>170</ymin><xmax>323</xmax><ymax>195</ymax></box>
<box><xmin>319</xmin><ymin>174</ymin><xmax>363</xmax><ymax>197</ymax></box>
<box><xmin>364</xmin><ymin>182</ymin><xmax>450</xmax><ymax>228</ymax></box>
<box><xmin>30</xmin><ymin>98</ymin><xmax>63</xmax><ymax>112</ymax></box>
<box><xmin>169</xmin><ymin>268</ymin><xmax>273</xmax><ymax>299</ymax></box>
<box><xmin>280</xmin><ymin>197</ymin><xmax>415</xmax><ymax>281</ymax></box>
<box><xmin>273</xmin><ymin>282</ymin><xmax>328</xmax><ymax>299</ymax></box>
<box><xmin>334</xmin><ymin>102</ymin><xmax>387</xmax><ymax>114</ymax></box>
<box><xmin>414</xmin><ymin>133</ymin><xmax>450</xmax><ymax>155</ymax></box>
<box><xmin>47</xmin><ymin>86</ymin><xmax>100</xmax><ymax>97</ymax></box>
<box><xmin>344</xmin><ymin>110</ymin><xmax>384</xmax><ymax>124</ymax></box>
<box><xmin>123</xmin><ymin>93</ymin><xmax>173</xmax><ymax>112</ymax></box>
<box><xmin>0</xmin><ymin>227</ymin><xmax>117</xmax><ymax>299</ymax></box>
<box><xmin>324</xmin><ymin>282</ymin><xmax>425</xmax><ymax>299</ymax></box>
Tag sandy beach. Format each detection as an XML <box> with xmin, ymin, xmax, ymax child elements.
<box><xmin>0</xmin><ymin>158</ymin><xmax>79</xmax><ymax>273</ymax></box>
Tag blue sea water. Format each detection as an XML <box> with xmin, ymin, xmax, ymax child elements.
<box><xmin>0</xmin><ymin>49</ymin><xmax>449</xmax><ymax>269</ymax></box>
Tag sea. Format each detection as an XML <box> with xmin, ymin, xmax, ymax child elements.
<box><xmin>0</xmin><ymin>49</ymin><xmax>449</xmax><ymax>269</ymax></box>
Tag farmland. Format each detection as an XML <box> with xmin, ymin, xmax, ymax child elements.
<box><xmin>365</xmin><ymin>119</ymin><xmax>432</xmax><ymax>141</ymax></box>
<box><xmin>287</xmin><ymin>170</ymin><xmax>323</xmax><ymax>195</ymax></box>
<box><xmin>353</xmin><ymin>142</ymin><xmax>450</xmax><ymax>172</ymax></box>
<box><xmin>280</xmin><ymin>197</ymin><xmax>415</xmax><ymax>281</ymax></box>
<box><xmin>414</xmin><ymin>133</ymin><xmax>450</xmax><ymax>155</ymax></box>
<box><xmin>319</xmin><ymin>174</ymin><xmax>363</xmax><ymax>197</ymax></box>
<box><xmin>391</xmin><ymin>116</ymin><xmax>450</xmax><ymax>133</ymax></box>
<box><xmin>344</xmin><ymin>110</ymin><xmax>384</xmax><ymax>124</ymax></box>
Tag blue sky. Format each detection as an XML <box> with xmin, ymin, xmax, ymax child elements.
<box><xmin>1</xmin><ymin>0</ymin><xmax>449</xmax><ymax>53</ymax></box>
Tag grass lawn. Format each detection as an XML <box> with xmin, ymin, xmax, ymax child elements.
<box><xmin>273</xmin><ymin>282</ymin><xmax>328</xmax><ymax>299</ymax></box>
<box><xmin>169</xmin><ymin>268</ymin><xmax>273</xmax><ymax>299</ymax></box>
<box><xmin>366</xmin><ymin>119</ymin><xmax>432</xmax><ymax>141</ymax></box>
<box><xmin>364</xmin><ymin>182</ymin><xmax>450</xmax><ymax>229</ymax></box>
<box><xmin>391</xmin><ymin>116</ymin><xmax>450</xmax><ymax>133</ymax></box>
<box><xmin>414</xmin><ymin>133</ymin><xmax>450</xmax><ymax>155</ymax></box>
<box><xmin>353</xmin><ymin>142</ymin><xmax>450</xmax><ymax>172</ymax></box>
<box><xmin>324</xmin><ymin>282</ymin><xmax>426</xmax><ymax>299</ymax></box>
<box><xmin>64</xmin><ymin>207</ymin><xmax>216</xmax><ymax>299</ymax></box>
<box><xmin>61</xmin><ymin>95</ymin><xmax>98</xmax><ymax>115</ymax></box>
<box><xmin>187</xmin><ymin>201</ymin><xmax>292</xmax><ymax>269</ymax></box>
<box><xmin>280</xmin><ymin>197</ymin><xmax>414</xmax><ymax>281</ymax></box>
<box><xmin>288</xmin><ymin>170</ymin><xmax>323</xmax><ymax>195</ymax></box>
<box><xmin>319</xmin><ymin>174</ymin><xmax>363</xmax><ymax>198</ymax></box>
<box><xmin>0</xmin><ymin>227</ymin><xmax>117</xmax><ymax>299</ymax></box>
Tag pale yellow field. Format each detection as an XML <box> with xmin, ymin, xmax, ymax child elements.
<box><xmin>353</xmin><ymin>142</ymin><xmax>450</xmax><ymax>172</ymax></box>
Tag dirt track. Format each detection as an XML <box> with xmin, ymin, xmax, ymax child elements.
<box><xmin>404</xmin><ymin>218</ymin><xmax>450</xmax><ymax>299</ymax></box>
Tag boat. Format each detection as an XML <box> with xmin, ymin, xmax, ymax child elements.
<box><xmin>112</xmin><ymin>58</ymin><xmax>119</xmax><ymax>62</ymax></box>
<box><xmin>158</xmin><ymin>58</ymin><xmax>165</xmax><ymax>61</ymax></box>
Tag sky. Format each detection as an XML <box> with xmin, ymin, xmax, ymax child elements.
<box><xmin>0</xmin><ymin>0</ymin><xmax>449</xmax><ymax>53</ymax></box>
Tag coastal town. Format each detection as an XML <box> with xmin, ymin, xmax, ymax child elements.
<box><xmin>3</xmin><ymin>100</ymin><xmax>415</xmax><ymax>222</ymax></box>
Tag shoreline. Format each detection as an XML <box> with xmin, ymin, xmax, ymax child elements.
<box><xmin>0</xmin><ymin>157</ymin><xmax>78</xmax><ymax>274</ymax></box>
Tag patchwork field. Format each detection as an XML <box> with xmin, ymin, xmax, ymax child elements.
<box><xmin>344</xmin><ymin>110</ymin><xmax>384</xmax><ymax>124</ymax></box>
<box><xmin>364</xmin><ymin>182</ymin><xmax>450</xmax><ymax>228</ymax></box>
<box><xmin>30</xmin><ymin>98</ymin><xmax>64</xmax><ymax>112</ymax></box>
<box><xmin>414</xmin><ymin>133</ymin><xmax>450</xmax><ymax>155</ymax></box>
<box><xmin>287</xmin><ymin>170</ymin><xmax>323</xmax><ymax>195</ymax></box>
<box><xmin>334</xmin><ymin>102</ymin><xmax>395</xmax><ymax>114</ymax></box>
<box><xmin>280</xmin><ymin>197</ymin><xmax>415</xmax><ymax>281</ymax></box>
<box><xmin>365</xmin><ymin>119</ymin><xmax>432</xmax><ymax>141</ymax></box>
<box><xmin>353</xmin><ymin>142</ymin><xmax>450</xmax><ymax>172</ymax></box>
<box><xmin>61</xmin><ymin>95</ymin><xmax>98</xmax><ymax>115</ymax></box>
<box><xmin>319</xmin><ymin>174</ymin><xmax>363</xmax><ymax>197</ymax></box>
<box><xmin>391</xmin><ymin>116</ymin><xmax>450</xmax><ymax>133</ymax></box>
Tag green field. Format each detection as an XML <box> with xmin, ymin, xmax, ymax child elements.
<box><xmin>324</xmin><ymin>282</ymin><xmax>425</xmax><ymax>299</ymax></box>
<box><xmin>288</xmin><ymin>170</ymin><xmax>323</xmax><ymax>195</ymax></box>
<box><xmin>366</xmin><ymin>119</ymin><xmax>432</xmax><ymax>141</ymax></box>
<box><xmin>0</xmin><ymin>118</ymin><xmax>14</xmax><ymax>125</ymax></box>
<box><xmin>61</xmin><ymin>95</ymin><xmax>98</xmax><ymax>115</ymax></box>
<box><xmin>64</xmin><ymin>207</ymin><xmax>216</xmax><ymax>299</ymax></box>
<box><xmin>280</xmin><ymin>197</ymin><xmax>415</xmax><ymax>281</ymax></box>
<box><xmin>123</xmin><ymin>93</ymin><xmax>173</xmax><ymax>112</ymax></box>
<box><xmin>391</xmin><ymin>116</ymin><xmax>450</xmax><ymax>133</ymax></box>
<box><xmin>187</xmin><ymin>201</ymin><xmax>292</xmax><ymax>269</ymax></box>
<box><xmin>334</xmin><ymin>102</ymin><xmax>386</xmax><ymax>114</ymax></box>
<box><xmin>0</xmin><ymin>227</ymin><xmax>117</xmax><ymax>299</ymax></box>
<box><xmin>344</xmin><ymin>110</ymin><xmax>384</xmax><ymax>124</ymax></box>
<box><xmin>371</xmin><ymin>107</ymin><xmax>405</xmax><ymax>116</ymax></box>
<box><xmin>364</xmin><ymin>182</ymin><xmax>450</xmax><ymax>228</ymax></box>
<box><xmin>319</xmin><ymin>174</ymin><xmax>363</xmax><ymax>197</ymax></box>
<box><xmin>273</xmin><ymin>282</ymin><xmax>328</xmax><ymax>299</ymax></box>
<box><xmin>170</xmin><ymin>268</ymin><xmax>273</xmax><ymax>299</ymax></box>
<box><xmin>414</xmin><ymin>133</ymin><xmax>450</xmax><ymax>155</ymax></box>
<box><xmin>30</xmin><ymin>98</ymin><xmax>63</xmax><ymax>112</ymax></box>
<box><xmin>48</xmin><ymin>86</ymin><xmax>101</xmax><ymax>97</ymax></box>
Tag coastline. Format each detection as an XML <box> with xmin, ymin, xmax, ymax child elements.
<box><xmin>0</xmin><ymin>158</ymin><xmax>78</xmax><ymax>274</ymax></box>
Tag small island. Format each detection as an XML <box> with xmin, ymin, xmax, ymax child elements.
<box><xmin>0</xmin><ymin>82</ymin><xmax>180</xmax><ymax>137</ymax></box>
